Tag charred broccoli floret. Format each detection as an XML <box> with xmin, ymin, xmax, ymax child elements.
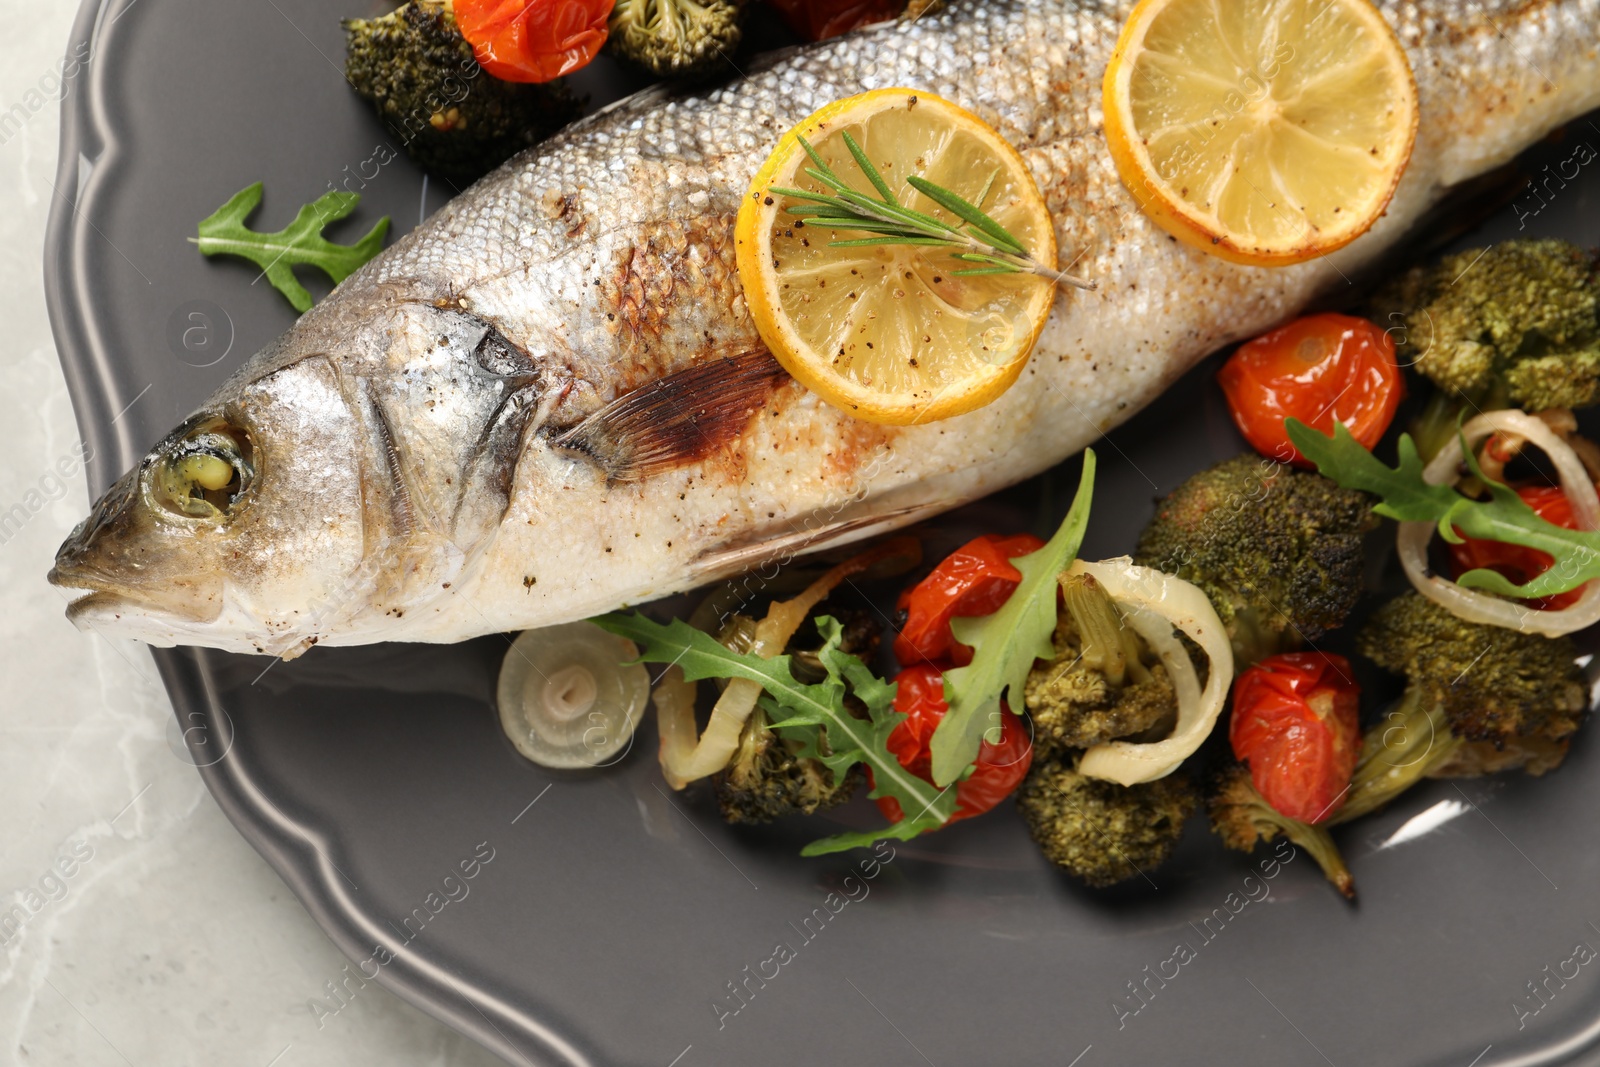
<box><xmin>1334</xmin><ymin>592</ymin><xmax>1588</xmax><ymax>820</ymax></box>
<box><xmin>1209</xmin><ymin>764</ymin><xmax>1354</xmax><ymax>899</ymax></box>
<box><xmin>1016</xmin><ymin>758</ymin><xmax>1197</xmax><ymax>887</ymax></box>
<box><xmin>1375</xmin><ymin>239</ymin><xmax>1600</xmax><ymax>458</ymax></box>
<box><xmin>344</xmin><ymin>0</ymin><xmax>575</xmax><ymax>187</ymax></box>
<box><xmin>1359</xmin><ymin>592</ymin><xmax>1585</xmax><ymax>747</ymax></box>
<box><xmin>714</xmin><ymin>603</ymin><xmax>877</xmax><ymax>823</ymax></box>
<box><xmin>787</xmin><ymin>605</ymin><xmax>880</xmax><ymax>685</ymax></box>
<box><xmin>608</xmin><ymin>0</ymin><xmax>742</xmax><ymax>77</ymax></box>
<box><xmin>1023</xmin><ymin>573</ymin><xmax>1177</xmax><ymax>755</ymax></box>
<box><xmin>714</xmin><ymin>706</ymin><xmax>858</xmax><ymax>823</ymax></box>
<box><xmin>1134</xmin><ymin>455</ymin><xmax>1376</xmax><ymax>666</ymax></box>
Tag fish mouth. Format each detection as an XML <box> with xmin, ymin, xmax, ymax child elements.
<box><xmin>51</xmin><ymin>570</ymin><xmax>151</xmax><ymax>625</ymax></box>
<box><xmin>48</xmin><ymin>564</ymin><xmax>221</xmax><ymax>628</ymax></box>
<box><xmin>58</xmin><ymin>586</ymin><xmax>135</xmax><ymax>623</ymax></box>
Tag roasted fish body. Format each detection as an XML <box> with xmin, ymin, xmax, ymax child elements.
<box><xmin>51</xmin><ymin>0</ymin><xmax>1600</xmax><ymax>655</ymax></box>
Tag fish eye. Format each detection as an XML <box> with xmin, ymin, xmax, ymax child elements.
<box><xmin>149</xmin><ymin>418</ymin><xmax>255</xmax><ymax>520</ymax></box>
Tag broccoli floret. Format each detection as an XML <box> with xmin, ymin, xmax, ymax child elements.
<box><xmin>1331</xmin><ymin>593</ymin><xmax>1588</xmax><ymax>822</ymax></box>
<box><xmin>787</xmin><ymin>605</ymin><xmax>880</xmax><ymax>685</ymax></box>
<box><xmin>344</xmin><ymin>0</ymin><xmax>575</xmax><ymax>187</ymax></box>
<box><xmin>1016</xmin><ymin>758</ymin><xmax>1197</xmax><ymax>887</ymax></box>
<box><xmin>1025</xmin><ymin>664</ymin><xmax>1176</xmax><ymax>752</ymax></box>
<box><xmin>1209</xmin><ymin>764</ymin><xmax>1354</xmax><ymax>899</ymax></box>
<box><xmin>1358</xmin><ymin>592</ymin><xmax>1585</xmax><ymax>746</ymax></box>
<box><xmin>608</xmin><ymin>0</ymin><xmax>742</xmax><ymax>78</ymax></box>
<box><xmin>714</xmin><ymin>706</ymin><xmax>859</xmax><ymax>824</ymax></box>
<box><xmin>1326</xmin><ymin>686</ymin><xmax>1460</xmax><ymax>824</ymax></box>
<box><xmin>1376</xmin><ymin>239</ymin><xmax>1600</xmax><ymax>454</ymax></box>
<box><xmin>714</xmin><ymin>604</ymin><xmax>876</xmax><ymax>823</ymax></box>
<box><xmin>1430</xmin><ymin>734</ymin><xmax>1573</xmax><ymax>777</ymax></box>
<box><xmin>1133</xmin><ymin>455</ymin><xmax>1376</xmax><ymax>666</ymax></box>
<box><xmin>1023</xmin><ymin>573</ymin><xmax>1177</xmax><ymax>755</ymax></box>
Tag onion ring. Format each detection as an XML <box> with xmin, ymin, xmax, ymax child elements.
<box><xmin>1397</xmin><ymin>409</ymin><xmax>1600</xmax><ymax>636</ymax></box>
<box><xmin>1073</xmin><ymin>558</ymin><xmax>1234</xmax><ymax>786</ymax></box>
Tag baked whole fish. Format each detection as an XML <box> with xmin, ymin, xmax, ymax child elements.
<box><xmin>50</xmin><ymin>0</ymin><xmax>1600</xmax><ymax>657</ymax></box>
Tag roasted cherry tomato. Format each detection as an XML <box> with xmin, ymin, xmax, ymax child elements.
<box><xmin>455</xmin><ymin>0</ymin><xmax>612</xmax><ymax>82</ymax></box>
<box><xmin>765</xmin><ymin>0</ymin><xmax>902</xmax><ymax>40</ymax></box>
<box><xmin>1450</xmin><ymin>483</ymin><xmax>1588</xmax><ymax>611</ymax></box>
<box><xmin>872</xmin><ymin>664</ymin><xmax>1033</xmax><ymax>824</ymax></box>
<box><xmin>1218</xmin><ymin>313</ymin><xmax>1403</xmax><ymax>468</ymax></box>
<box><xmin>894</xmin><ymin>533</ymin><xmax>1045</xmax><ymax>667</ymax></box>
<box><xmin>1230</xmin><ymin>652</ymin><xmax>1361</xmax><ymax>824</ymax></box>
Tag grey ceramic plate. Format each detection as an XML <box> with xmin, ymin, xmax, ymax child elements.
<box><xmin>42</xmin><ymin>0</ymin><xmax>1600</xmax><ymax>1063</ymax></box>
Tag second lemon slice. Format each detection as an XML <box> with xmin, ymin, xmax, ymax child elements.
<box><xmin>1104</xmin><ymin>0</ymin><xmax>1418</xmax><ymax>266</ymax></box>
<box><xmin>735</xmin><ymin>89</ymin><xmax>1058</xmax><ymax>425</ymax></box>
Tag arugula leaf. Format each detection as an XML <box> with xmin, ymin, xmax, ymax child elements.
<box><xmin>592</xmin><ymin>613</ymin><xmax>958</xmax><ymax>854</ymax></box>
<box><xmin>928</xmin><ymin>450</ymin><xmax>1097</xmax><ymax>786</ymax></box>
<box><xmin>1286</xmin><ymin>418</ymin><xmax>1600</xmax><ymax>599</ymax></box>
<box><xmin>191</xmin><ymin>182</ymin><xmax>389</xmax><ymax>313</ymax></box>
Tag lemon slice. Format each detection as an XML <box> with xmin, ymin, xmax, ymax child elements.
<box><xmin>1103</xmin><ymin>0</ymin><xmax>1417</xmax><ymax>266</ymax></box>
<box><xmin>735</xmin><ymin>89</ymin><xmax>1059</xmax><ymax>425</ymax></box>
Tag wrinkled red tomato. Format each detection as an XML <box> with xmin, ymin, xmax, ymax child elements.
<box><xmin>455</xmin><ymin>0</ymin><xmax>612</xmax><ymax>82</ymax></box>
<box><xmin>872</xmin><ymin>664</ymin><xmax>1033</xmax><ymax>824</ymax></box>
<box><xmin>766</xmin><ymin>0</ymin><xmax>903</xmax><ymax>40</ymax></box>
<box><xmin>1218</xmin><ymin>313</ymin><xmax>1403</xmax><ymax>468</ymax></box>
<box><xmin>894</xmin><ymin>533</ymin><xmax>1044</xmax><ymax>668</ymax></box>
<box><xmin>1449</xmin><ymin>483</ymin><xmax>1588</xmax><ymax>611</ymax></box>
<box><xmin>1230</xmin><ymin>652</ymin><xmax>1361</xmax><ymax>824</ymax></box>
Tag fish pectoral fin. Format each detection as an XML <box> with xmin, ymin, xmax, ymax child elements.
<box><xmin>689</xmin><ymin>498</ymin><xmax>955</xmax><ymax>583</ymax></box>
<box><xmin>553</xmin><ymin>349</ymin><xmax>788</xmax><ymax>482</ymax></box>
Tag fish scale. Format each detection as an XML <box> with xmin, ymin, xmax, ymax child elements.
<box><xmin>51</xmin><ymin>0</ymin><xmax>1600</xmax><ymax>656</ymax></box>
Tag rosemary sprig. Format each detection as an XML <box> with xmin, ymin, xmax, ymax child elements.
<box><xmin>770</xmin><ymin>133</ymin><xmax>1094</xmax><ymax>290</ymax></box>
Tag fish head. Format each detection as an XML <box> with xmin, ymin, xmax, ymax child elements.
<box><xmin>50</xmin><ymin>353</ymin><xmax>376</xmax><ymax>654</ymax></box>
<box><xmin>50</xmin><ymin>298</ymin><xmax>550</xmax><ymax>656</ymax></box>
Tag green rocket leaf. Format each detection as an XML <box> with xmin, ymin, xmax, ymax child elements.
<box><xmin>1287</xmin><ymin>418</ymin><xmax>1600</xmax><ymax>599</ymax></box>
<box><xmin>929</xmin><ymin>450</ymin><xmax>1097</xmax><ymax>786</ymax></box>
<box><xmin>593</xmin><ymin>613</ymin><xmax>959</xmax><ymax>854</ymax></box>
<box><xmin>191</xmin><ymin>182</ymin><xmax>389</xmax><ymax>313</ymax></box>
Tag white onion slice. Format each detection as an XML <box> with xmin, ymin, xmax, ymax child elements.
<box><xmin>1397</xmin><ymin>409</ymin><xmax>1600</xmax><ymax>636</ymax></box>
<box><xmin>653</xmin><ymin>665</ymin><xmax>702</xmax><ymax>788</ymax></box>
<box><xmin>498</xmin><ymin>621</ymin><xmax>649</xmax><ymax>769</ymax></box>
<box><xmin>1073</xmin><ymin>558</ymin><xmax>1234</xmax><ymax>786</ymax></box>
<box><xmin>655</xmin><ymin>538</ymin><xmax>919</xmax><ymax>788</ymax></box>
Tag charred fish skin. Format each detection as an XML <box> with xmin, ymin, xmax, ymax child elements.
<box><xmin>51</xmin><ymin>0</ymin><xmax>1600</xmax><ymax>654</ymax></box>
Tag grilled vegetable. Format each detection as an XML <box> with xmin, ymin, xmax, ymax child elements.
<box><xmin>607</xmin><ymin>0</ymin><xmax>742</xmax><ymax>76</ymax></box>
<box><xmin>1286</xmin><ymin>415</ymin><xmax>1600</xmax><ymax>617</ymax></box>
<box><xmin>1446</xmin><ymin>482</ymin><xmax>1590</xmax><ymax>612</ymax></box>
<box><xmin>1134</xmin><ymin>455</ymin><xmax>1376</xmax><ymax>666</ymax></box>
<box><xmin>600</xmin><ymin>612</ymin><xmax>962</xmax><ymax>853</ymax></box>
<box><xmin>870</xmin><ymin>663</ymin><xmax>1032</xmax><ymax>824</ymax></box>
<box><xmin>344</xmin><ymin>0</ymin><xmax>576</xmax><ymax>185</ymax></box>
<box><xmin>714</xmin><ymin>705</ymin><xmax>860</xmax><ymax>823</ymax></box>
<box><xmin>766</xmin><ymin>0</ymin><xmax>901</xmax><ymax>40</ymax></box>
<box><xmin>1209</xmin><ymin>763</ymin><xmax>1354</xmax><ymax>899</ymax></box>
<box><xmin>1217</xmin><ymin>313</ymin><xmax>1402</xmax><ymax>468</ymax></box>
<box><xmin>1018</xmin><ymin>758</ymin><xmax>1198</xmax><ymax>888</ymax></box>
<box><xmin>1022</xmin><ymin>572</ymin><xmax>1177</xmax><ymax>755</ymax></box>
<box><xmin>894</xmin><ymin>532</ymin><xmax>1044</xmax><ymax>668</ymax></box>
<box><xmin>1229</xmin><ymin>653</ymin><xmax>1360</xmax><ymax>824</ymax></box>
<box><xmin>1333</xmin><ymin>592</ymin><xmax>1588</xmax><ymax>822</ymax></box>
<box><xmin>928</xmin><ymin>453</ymin><xmax>1095</xmax><ymax>786</ymax></box>
<box><xmin>1376</xmin><ymin>238</ymin><xmax>1600</xmax><ymax>459</ymax></box>
<box><xmin>455</xmin><ymin>0</ymin><xmax>612</xmax><ymax>81</ymax></box>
